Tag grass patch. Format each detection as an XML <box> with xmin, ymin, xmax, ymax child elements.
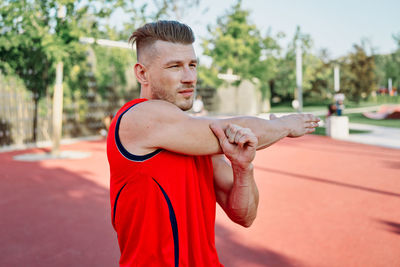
<box><xmin>346</xmin><ymin>113</ymin><xmax>400</xmax><ymax>128</ymax></box>
<box><xmin>270</xmin><ymin>102</ymin><xmax>380</xmax><ymax>113</ymax></box>
<box><xmin>312</xmin><ymin>127</ymin><xmax>372</xmax><ymax>136</ymax></box>
<box><xmin>269</xmin><ymin>101</ymin><xmax>400</xmax><ymax>128</ymax></box>
<box><xmin>270</xmin><ymin>105</ymin><xmax>327</xmax><ymax>113</ymax></box>
<box><xmin>319</xmin><ymin>114</ymin><xmax>400</xmax><ymax>128</ymax></box>
<box><xmin>269</xmin><ymin>99</ymin><xmax>390</xmax><ymax>113</ymax></box>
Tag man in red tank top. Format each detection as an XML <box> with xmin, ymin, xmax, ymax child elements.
<box><xmin>107</xmin><ymin>21</ymin><xmax>320</xmax><ymax>266</ymax></box>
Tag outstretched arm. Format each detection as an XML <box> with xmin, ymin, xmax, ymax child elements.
<box><xmin>119</xmin><ymin>99</ymin><xmax>320</xmax><ymax>156</ymax></box>
<box><xmin>219</xmin><ymin>112</ymin><xmax>319</xmax><ymax>150</ymax></box>
<box><xmin>210</xmin><ymin>123</ymin><xmax>259</xmax><ymax>227</ymax></box>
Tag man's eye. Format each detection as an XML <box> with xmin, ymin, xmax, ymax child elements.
<box><xmin>190</xmin><ymin>64</ymin><xmax>197</xmax><ymax>68</ymax></box>
<box><xmin>169</xmin><ymin>65</ymin><xmax>179</xmax><ymax>68</ymax></box>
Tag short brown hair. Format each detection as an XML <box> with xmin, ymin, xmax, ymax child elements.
<box><xmin>129</xmin><ymin>20</ymin><xmax>195</xmax><ymax>61</ymax></box>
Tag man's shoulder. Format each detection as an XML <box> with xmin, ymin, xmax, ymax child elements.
<box><xmin>122</xmin><ymin>99</ymin><xmax>186</xmax><ymax>125</ymax></box>
<box><xmin>122</xmin><ymin>99</ymin><xmax>178</xmax><ymax>113</ymax></box>
<box><xmin>119</xmin><ymin>98</ymin><xmax>147</xmax><ymax>110</ymax></box>
<box><xmin>118</xmin><ymin>99</ymin><xmax>188</xmax><ymax>143</ymax></box>
<box><xmin>117</xmin><ymin>99</ymin><xmax>181</xmax><ymax>155</ymax></box>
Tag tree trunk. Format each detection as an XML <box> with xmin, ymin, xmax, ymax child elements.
<box><xmin>32</xmin><ymin>93</ymin><xmax>38</xmax><ymax>143</ymax></box>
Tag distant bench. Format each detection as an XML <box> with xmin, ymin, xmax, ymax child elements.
<box><xmin>363</xmin><ymin>105</ymin><xmax>400</xmax><ymax>120</ymax></box>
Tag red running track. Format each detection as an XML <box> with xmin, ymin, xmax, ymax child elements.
<box><xmin>0</xmin><ymin>135</ymin><xmax>399</xmax><ymax>267</ymax></box>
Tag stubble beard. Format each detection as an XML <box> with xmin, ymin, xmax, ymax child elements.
<box><xmin>150</xmin><ymin>85</ymin><xmax>194</xmax><ymax>111</ymax></box>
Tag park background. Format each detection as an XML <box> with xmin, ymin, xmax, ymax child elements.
<box><xmin>0</xmin><ymin>1</ymin><xmax>400</xmax><ymax>267</ymax></box>
<box><xmin>1</xmin><ymin>0</ymin><xmax>399</xmax><ymax>148</ymax></box>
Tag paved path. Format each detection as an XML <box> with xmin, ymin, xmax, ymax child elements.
<box><xmin>346</xmin><ymin>123</ymin><xmax>400</xmax><ymax>149</ymax></box>
<box><xmin>216</xmin><ymin>135</ymin><xmax>400</xmax><ymax>267</ymax></box>
<box><xmin>0</xmin><ymin>136</ymin><xmax>399</xmax><ymax>266</ymax></box>
<box><xmin>308</xmin><ymin>105</ymin><xmax>400</xmax><ymax>149</ymax></box>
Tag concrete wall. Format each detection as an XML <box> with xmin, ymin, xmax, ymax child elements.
<box><xmin>215</xmin><ymin>80</ymin><xmax>261</xmax><ymax>115</ymax></box>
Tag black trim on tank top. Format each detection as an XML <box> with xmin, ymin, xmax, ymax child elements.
<box><xmin>152</xmin><ymin>178</ymin><xmax>179</xmax><ymax>267</ymax></box>
<box><xmin>115</xmin><ymin>102</ymin><xmax>162</xmax><ymax>162</ymax></box>
<box><xmin>112</xmin><ymin>183</ymin><xmax>127</xmax><ymax>227</ymax></box>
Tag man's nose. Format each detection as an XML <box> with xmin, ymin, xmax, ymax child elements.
<box><xmin>181</xmin><ymin>67</ymin><xmax>197</xmax><ymax>84</ymax></box>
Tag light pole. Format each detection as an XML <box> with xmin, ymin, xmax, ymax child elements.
<box><xmin>295</xmin><ymin>40</ymin><xmax>303</xmax><ymax>113</ymax></box>
<box><xmin>50</xmin><ymin>36</ymin><xmax>131</xmax><ymax>156</ymax></box>
<box><xmin>51</xmin><ymin>5</ymin><xmax>66</xmax><ymax>156</ymax></box>
<box><xmin>334</xmin><ymin>64</ymin><xmax>340</xmax><ymax>92</ymax></box>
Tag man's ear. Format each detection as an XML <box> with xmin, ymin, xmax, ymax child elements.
<box><xmin>134</xmin><ymin>63</ymin><xmax>148</xmax><ymax>85</ymax></box>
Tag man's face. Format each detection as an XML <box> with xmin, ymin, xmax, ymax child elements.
<box><xmin>143</xmin><ymin>40</ymin><xmax>197</xmax><ymax>111</ymax></box>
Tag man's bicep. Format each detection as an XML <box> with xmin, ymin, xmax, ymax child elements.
<box><xmin>135</xmin><ymin>100</ymin><xmax>222</xmax><ymax>155</ymax></box>
<box><xmin>155</xmin><ymin>115</ymin><xmax>223</xmax><ymax>155</ymax></box>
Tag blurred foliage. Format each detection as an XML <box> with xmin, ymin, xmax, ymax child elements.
<box><xmin>197</xmin><ymin>65</ymin><xmax>223</xmax><ymax>89</ymax></box>
<box><xmin>201</xmin><ymin>0</ymin><xmax>282</xmax><ymax>108</ymax></box>
<box><xmin>117</xmin><ymin>0</ymin><xmax>202</xmax><ymax>40</ymax></box>
<box><xmin>0</xmin><ymin>0</ymin><xmax>92</xmax><ymax>141</ymax></box>
<box><xmin>0</xmin><ymin>0</ymin><xmax>200</xmax><ymax>141</ymax></box>
<box><xmin>202</xmin><ymin>0</ymin><xmax>263</xmax><ymax>81</ymax></box>
<box><xmin>340</xmin><ymin>43</ymin><xmax>376</xmax><ymax>103</ymax></box>
<box><xmin>201</xmin><ymin>0</ymin><xmax>334</xmax><ymax>109</ymax></box>
<box><xmin>375</xmin><ymin>33</ymin><xmax>400</xmax><ymax>91</ymax></box>
<box><xmin>201</xmin><ymin>1</ymin><xmax>399</xmax><ymax>108</ymax></box>
<box><xmin>0</xmin><ymin>0</ymin><xmax>399</xmax><ymax>136</ymax></box>
<box><xmin>272</xmin><ymin>26</ymin><xmax>324</xmax><ymax>101</ymax></box>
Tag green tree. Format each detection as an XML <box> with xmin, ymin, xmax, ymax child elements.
<box><xmin>257</xmin><ymin>29</ymin><xmax>284</xmax><ymax>102</ymax></box>
<box><xmin>375</xmin><ymin>33</ymin><xmax>400</xmax><ymax>91</ymax></box>
<box><xmin>201</xmin><ymin>0</ymin><xmax>284</xmax><ymax>110</ymax></box>
<box><xmin>202</xmin><ymin>0</ymin><xmax>263</xmax><ymax>83</ymax></box>
<box><xmin>0</xmin><ymin>0</ymin><xmax>106</xmax><ymax>141</ymax></box>
<box><xmin>303</xmin><ymin>50</ymin><xmax>333</xmax><ymax>103</ymax></box>
<box><xmin>0</xmin><ymin>0</ymin><xmax>151</xmax><ymax>141</ymax></box>
<box><xmin>1</xmin><ymin>0</ymin><xmax>58</xmax><ymax>142</ymax></box>
<box><xmin>117</xmin><ymin>0</ymin><xmax>203</xmax><ymax>40</ymax></box>
<box><xmin>341</xmin><ymin>44</ymin><xmax>377</xmax><ymax>103</ymax></box>
<box><xmin>272</xmin><ymin>26</ymin><xmax>317</xmax><ymax>102</ymax></box>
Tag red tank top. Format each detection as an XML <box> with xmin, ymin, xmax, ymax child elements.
<box><xmin>107</xmin><ymin>99</ymin><xmax>223</xmax><ymax>267</ymax></box>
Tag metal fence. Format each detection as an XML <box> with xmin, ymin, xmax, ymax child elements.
<box><xmin>0</xmin><ymin>74</ymin><xmax>139</xmax><ymax>148</ymax></box>
<box><xmin>0</xmin><ymin>77</ymin><xmax>52</xmax><ymax>147</ymax></box>
<box><xmin>61</xmin><ymin>90</ymin><xmax>137</xmax><ymax>138</ymax></box>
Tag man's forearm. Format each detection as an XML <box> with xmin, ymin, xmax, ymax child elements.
<box><xmin>220</xmin><ymin>116</ymin><xmax>289</xmax><ymax>149</ymax></box>
<box><xmin>227</xmin><ymin>163</ymin><xmax>259</xmax><ymax>227</ymax></box>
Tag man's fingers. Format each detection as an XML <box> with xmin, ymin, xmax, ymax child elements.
<box><xmin>226</xmin><ymin>124</ymin><xmax>239</xmax><ymax>143</ymax></box>
<box><xmin>232</xmin><ymin>127</ymin><xmax>252</xmax><ymax>144</ymax></box>
<box><xmin>234</xmin><ymin>128</ymin><xmax>247</xmax><ymax>144</ymax></box>
<box><xmin>305</xmin><ymin>114</ymin><xmax>320</xmax><ymax>122</ymax></box>
<box><xmin>216</xmin><ymin>124</ymin><xmax>258</xmax><ymax>151</ymax></box>
<box><xmin>305</xmin><ymin>122</ymin><xmax>319</xmax><ymax>128</ymax></box>
<box><xmin>237</xmin><ymin>133</ymin><xmax>258</xmax><ymax>148</ymax></box>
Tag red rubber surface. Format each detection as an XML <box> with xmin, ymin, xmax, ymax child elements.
<box><xmin>0</xmin><ymin>135</ymin><xmax>399</xmax><ymax>266</ymax></box>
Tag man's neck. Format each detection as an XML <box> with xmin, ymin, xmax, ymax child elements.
<box><xmin>139</xmin><ymin>88</ymin><xmax>152</xmax><ymax>99</ymax></box>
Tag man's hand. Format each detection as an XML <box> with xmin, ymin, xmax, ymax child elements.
<box><xmin>271</xmin><ymin>113</ymin><xmax>320</xmax><ymax>138</ymax></box>
<box><xmin>210</xmin><ymin>122</ymin><xmax>259</xmax><ymax>227</ymax></box>
<box><xmin>209</xmin><ymin>123</ymin><xmax>258</xmax><ymax>169</ymax></box>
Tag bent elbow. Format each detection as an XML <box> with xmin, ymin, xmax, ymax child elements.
<box><xmin>227</xmin><ymin>204</ymin><xmax>258</xmax><ymax>228</ymax></box>
<box><xmin>235</xmin><ymin>215</ymin><xmax>256</xmax><ymax>228</ymax></box>
<box><xmin>241</xmin><ymin>218</ymin><xmax>255</xmax><ymax>228</ymax></box>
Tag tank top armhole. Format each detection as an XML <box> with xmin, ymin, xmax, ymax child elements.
<box><xmin>114</xmin><ymin>101</ymin><xmax>162</xmax><ymax>162</ymax></box>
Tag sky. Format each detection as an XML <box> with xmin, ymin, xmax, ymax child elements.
<box><xmin>111</xmin><ymin>0</ymin><xmax>400</xmax><ymax>60</ymax></box>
